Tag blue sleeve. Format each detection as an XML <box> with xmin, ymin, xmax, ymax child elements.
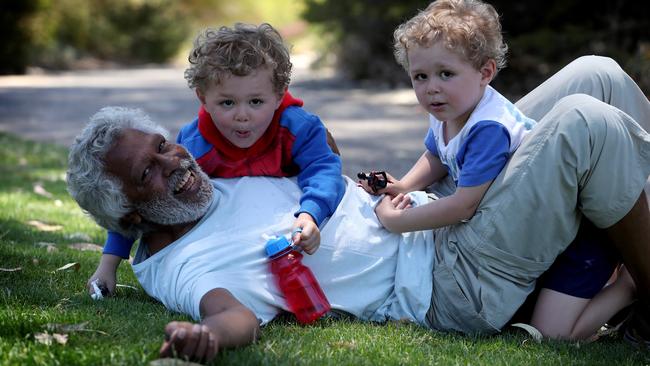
<box><xmin>287</xmin><ymin>109</ymin><xmax>345</xmax><ymax>226</ymax></box>
<box><xmin>456</xmin><ymin>121</ymin><xmax>511</xmax><ymax>187</ymax></box>
<box><xmin>424</xmin><ymin>128</ymin><xmax>439</xmax><ymax>157</ymax></box>
<box><xmin>103</xmin><ymin>231</ymin><xmax>134</xmax><ymax>259</ymax></box>
<box><xmin>175</xmin><ymin>117</ymin><xmax>213</xmax><ymax>159</ymax></box>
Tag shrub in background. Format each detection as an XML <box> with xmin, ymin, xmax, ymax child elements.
<box><xmin>303</xmin><ymin>0</ymin><xmax>650</xmax><ymax>95</ymax></box>
<box><xmin>0</xmin><ymin>0</ymin><xmax>191</xmax><ymax>73</ymax></box>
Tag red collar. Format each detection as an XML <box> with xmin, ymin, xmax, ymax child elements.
<box><xmin>197</xmin><ymin>91</ymin><xmax>303</xmax><ymax>161</ymax></box>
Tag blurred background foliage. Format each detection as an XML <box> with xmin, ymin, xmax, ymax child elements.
<box><xmin>1</xmin><ymin>0</ymin><xmax>648</xmax><ymax>96</ymax></box>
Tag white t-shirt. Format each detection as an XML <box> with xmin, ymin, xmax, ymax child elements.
<box><xmin>425</xmin><ymin>85</ymin><xmax>536</xmax><ymax>186</ymax></box>
<box><xmin>132</xmin><ymin>176</ymin><xmax>435</xmax><ymax>326</ymax></box>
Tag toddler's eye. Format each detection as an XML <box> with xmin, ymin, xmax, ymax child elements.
<box><xmin>413</xmin><ymin>73</ymin><xmax>427</xmax><ymax>81</ymax></box>
<box><xmin>440</xmin><ymin>71</ymin><xmax>453</xmax><ymax>80</ymax></box>
<box><xmin>158</xmin><ymin>139</ymin><xmax>166</xmax><ymax>152</ymax></box>
<box><xmin>219</xmin><ymin>100</ymin><xmax>234</xmax><ymax>107</ymax></box>
<box><xmin>250</xmin><ymin>98</ymin><xmax>264</xmax><ymax>106</ymax></box>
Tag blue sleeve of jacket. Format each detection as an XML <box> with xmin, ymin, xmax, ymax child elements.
<box><xmin>285</xmin><ymin>107</ymin><xmax>345</xmax><ymax>226</ymax></box>
<box><xmin>103</xmin><ymin>231</ymin><xmax>134</xmax><ymax>258</ymax></box>
<box><xmin>176</xmin><ymin>117</ymin><xmax>213</xmax><ymax>158</ymax></box>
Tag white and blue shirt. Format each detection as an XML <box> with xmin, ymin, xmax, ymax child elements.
<box><xmin>424</xmin><ymin>86</ymin><xmax>536</xmax><ymax>187</ymax></box>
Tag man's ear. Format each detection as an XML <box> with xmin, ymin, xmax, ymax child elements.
<box><xmin>119</xmin><ymin>211</ymin><xmax>142</xmax><ymax>227</ymax></box>
<box><xmin>196</xmin><ymin>89</ymin><xmax>206</xmax><ymax>105</ymax></box>
<box><xmin>480</xmin><ymin>59</ymin><xmax>497</xmax><ymax>86</ymax></box>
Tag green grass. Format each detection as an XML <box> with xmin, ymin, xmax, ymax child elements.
<box><xmin>1</xmin><ymin>131</ymin><xmax>649</xmax><ymax>365</ymax></box>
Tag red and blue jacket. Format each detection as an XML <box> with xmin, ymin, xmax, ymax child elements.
<box><xmin>104</xmin><ymin>92</ymin><xmax>344</xmax><ymax>258</ymax></box>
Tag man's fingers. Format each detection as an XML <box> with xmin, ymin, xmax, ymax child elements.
<box><xmin>180</xmin><ymin>324</ymin><xmax>200</xmax><ymax>359</ymax></box>
<box><xmin>160</xmin><ymin>323</ymin><xmax>186</xmax><ymax>358</ymax></box>
<box><xmin>192</xmin><ymin>325</ymin><xmax>210</xmax><ymax>362</ymax></box>
<box><xmin>206</xmin><ymin>331</ymin><xmax>218</xmax><ymax>362</ymax></box>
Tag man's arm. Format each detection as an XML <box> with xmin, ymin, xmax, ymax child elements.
<box><xmin>159</xmin><ymin>288</ymin><xmax>260</xmax><ymax>362</ymax></box>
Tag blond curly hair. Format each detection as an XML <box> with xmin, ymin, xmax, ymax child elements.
<box><xmin>394</xmin><ymin>0</ymin><xmax>507</xmax><ymax>72</ymax></box>
<box><xmin>185</xmin><ymin>23</ymin><xmax>292</xmax><ymax>94</ymax></box>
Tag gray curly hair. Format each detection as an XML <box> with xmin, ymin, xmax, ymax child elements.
<box><xmin>66</xmin><ymin>107</ymin><xmax>169</xmax><ymax>239</ymax></box>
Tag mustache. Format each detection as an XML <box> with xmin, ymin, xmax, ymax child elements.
<box><xmin>167</xmin><ymin>158</ymin><xmax>195</xmax><ymax>191</ymax></box>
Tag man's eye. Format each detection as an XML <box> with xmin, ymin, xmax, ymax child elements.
<box><xmin>141</xmin><ymin>167</ymin><xmax>150</xmax><ymax>182</ymax></box>
<box><xmin>250</xmin><ymin>98</ymin><xmax>263</xmax><ymax>106</ymax></box>
<box><xmin>219</xmin><ymin>100</ymin><xmax>234</xmax><ymax>107</ymax></box>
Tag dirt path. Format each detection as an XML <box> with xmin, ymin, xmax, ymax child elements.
<box><xmin>0</xmin><ymin>60</ymin><xmax>427</xmax><ymax>178</ymax></box>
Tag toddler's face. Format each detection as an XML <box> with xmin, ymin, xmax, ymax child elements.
<box><xmin>198</xmin><ymin>67</ymin><xmax>283</xmax><ymax>148</ymax></box>
<box><xmin>407</xmin><ymin>41</ymin><xmax>491</xmax><ymax>127</ymax></box>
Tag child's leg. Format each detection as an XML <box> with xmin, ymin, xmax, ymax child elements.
<box><xmin>570</xmin><ymin>266</ymin><xmax>636</xmax><ymax>340</ymax></box>
<box><xmin>515</xmin><ymin>55</ymin><xmax>650</xmax><ymax>132</ymax></box>
<box><xmin>530</xmin><ymin>219</ymin><xmax>620</xmax><ymax>339</ymax></box>
<box><xmin>531</xmin><ymin>289</ymin><xmax>590</xmax><ymax>339</ymax></box>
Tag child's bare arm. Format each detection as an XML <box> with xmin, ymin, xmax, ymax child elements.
<box><xmin>86</xmin><ymin>253</ymin><xmax>122</xmax><ymax>297</ymax></box>
<box><xmin>375</xmin><ymin>180</ymin><xmax>492</xmax><ymax>233</ymax></box>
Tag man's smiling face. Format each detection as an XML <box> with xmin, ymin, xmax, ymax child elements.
<box><xmin>104</xmin><ymin>128</ymin><xmax>213</xmax><ymax>226</ymax></box>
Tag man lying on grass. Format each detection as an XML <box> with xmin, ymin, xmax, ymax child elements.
<box><xmin>66</xmin><ymin>107</ymin><xmax>650</xmax><ymax>363</ymax></box>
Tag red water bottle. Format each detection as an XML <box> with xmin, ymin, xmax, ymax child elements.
<box><xmin>265</xmin><ymin>236</ymin><xmax>331</xmax><ymax>324</ymax></box>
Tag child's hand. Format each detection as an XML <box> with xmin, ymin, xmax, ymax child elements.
<box><xmin>292</xmin><ymin>213</ymin><xmax>320</xmax><ymax>255</ymax></box>
<box><xmin>375</xmin><ymin>193</ymin><xmax>412</xmax><ymax>232</ymax></box>
<box><xmin>357</xmin><ymin>171</ymin><xmax>403</xmax><ymax>196</ymax></box>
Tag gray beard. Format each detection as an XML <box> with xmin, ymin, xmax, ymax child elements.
<box><xmin>136</xmin><ymin>159</ymin><xmax>213</xmax><ymax>226</ymax></box>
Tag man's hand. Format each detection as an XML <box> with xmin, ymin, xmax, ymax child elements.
<box><xmin>375</xmin><ymin>193</ymin><xmax>412</xmax><ymax>232</ymax></box>
<box><xmin>159</xmin><ymin>321</ymin><xmax>217</xmax><ymax>363</ymax></box>
<box><xmin>292</xmin><ymin>213</ymin><xmax>320</xmax><ymax>254</ymax></box>
<box><xmin>86</xmin><ymin>254</ymin><xmax>121</xmax><ymax>298</ymax></box>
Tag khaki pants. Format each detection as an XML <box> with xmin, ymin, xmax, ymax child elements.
<box><xmin>427</xmin><ymin>56</ymin><xmax>650</xmax><ymax>334</ymax></box>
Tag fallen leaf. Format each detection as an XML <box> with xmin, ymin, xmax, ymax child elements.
<box><xmin>34</xmin><ymin>332</ymin><xmax>53</xmax><ymax>345</ymax></box>
<box><xmin>45</xmin><ymin>321</ymin><xmax>106</xmax><ymax>335</ymax></box>
<box><xmin>68</xmin><ymin>243</ymin><xmax>103</xmax><ymax>252</ymax></box>
<box><xmin>66</xmin><ymin>232</ymin><xmax>92</xmax><ymax>242</ymax></box>
<box><xmin>52</xmin><ymin>333</ymin><xmax>68</xmax><ymax>345</ymax></box>
<box><xmin>56</xmin><ymin>262</ymin><xmax>80</xmax><ymax>272</ymax></box>
<box><xmin>0</xmin><ymin>267</ymin><xmax>22</xmax><ymax>272</ymax></box>
<box><xmin>33</xmin><ymin>183</ymin><xmax>53</xmax><ymax>198</ymax></box>
<box><xmin>511</xmin><ymin>323</ymin><xmax>543</xmax><ymax>343</ymax></box>
<box><xmin>116</xmin><ymin>284</ymin><xmax>138</xmax><ymax>291</ymax></box>
<box><xmin>27</xmin><ymin>220</ymin><xmax>62</xmax><ymax>232</ymax></box>
<box><xmin>34</xmin><ymin>332</ymin><xmax>67</xmax><ymax>346</ymax></box>
<box><xmin>149</xmin><ymin>358</ymin><xmax>204</xmax><ymax>366</ymax></box>
<box><xmin>36</xmin><ymin>242</ymin><xmax>58</xmax><ymax>252</ymax></box>
<box><xmin>46</xmin><ymin>322</ymin><xmax>87</xmax><ymax>333</ymax></box>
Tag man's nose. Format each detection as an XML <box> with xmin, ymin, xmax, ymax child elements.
<box><xmin>158</xmin><ymin>153</ymin><xmax>180</xmax><ymax>176</ymax></box>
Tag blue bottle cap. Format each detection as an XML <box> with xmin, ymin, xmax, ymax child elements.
<box><xmin>265</xmin><ymin>236</ymin><xmax>291</xmax><ymax>258</ymax></box>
